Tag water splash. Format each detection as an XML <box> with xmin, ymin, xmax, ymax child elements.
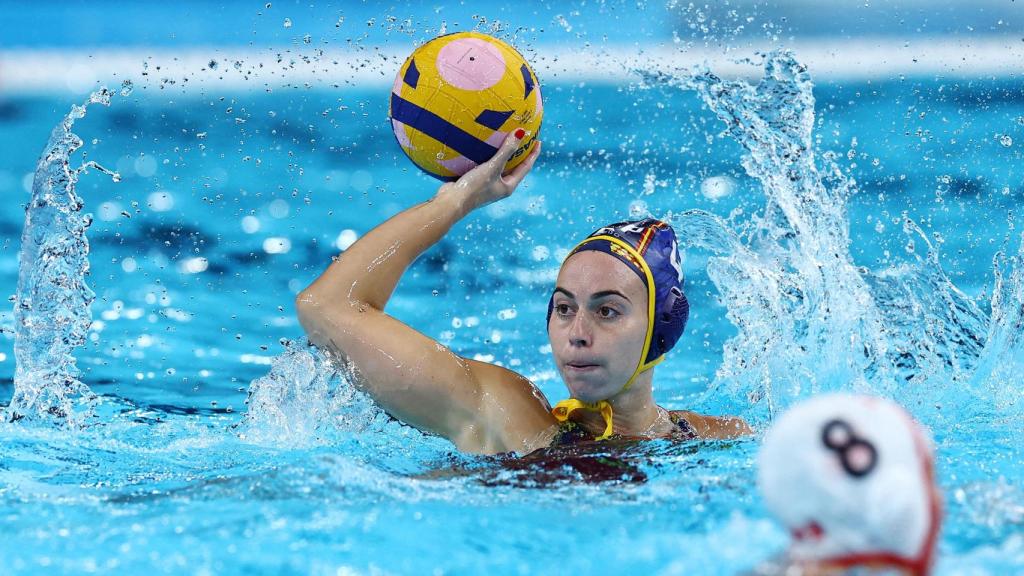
<box><xmin>239</xmin><ymin>338</ymin><xmax>387</xmax><ymax>447</ymax></box>
<box><xmin>641</xmin><ymin>52</ymin><xmax>990</xmax><ymax>424</ymax></box>
<box><xmin>5</xmin><ymin>87</ymin><xmax>120</xmax><ymax>424</ymax></box>
<box><xmin>971</xmin><ymin>233</ymin><xmax>1024</xmax><ymax>417</ymax></box>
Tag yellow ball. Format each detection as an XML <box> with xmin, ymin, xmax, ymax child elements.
<box><xmin>389</xmin><ymin>32</ymin><xmax>543</xmax><ymax>181</ymax></box>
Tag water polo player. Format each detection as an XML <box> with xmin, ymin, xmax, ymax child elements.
<box><xmin>296</xmin><ymin>131</ymin><xmax>750</xmax><ymax>454</ymax></box>
<box><xmin>755</xmin><ymin>394</ymin><xmax>942</xmax><ymax>576</ymax></box>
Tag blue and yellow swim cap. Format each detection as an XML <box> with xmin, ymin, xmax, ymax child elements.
<box><xmin>547</xmin><ymin>218</ymin><xmax>690</xmax><ymax>368</ymax></box>
<box><xmin>548</xmin><ymin>219</ymin><xmax>690</xmax><ymax>440</ymax></box>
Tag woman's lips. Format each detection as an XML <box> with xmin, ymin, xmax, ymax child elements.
<box><xmin>566</xmin><ymin>362</ymin><xmax>600</xmax><ymax>372</ymax></box>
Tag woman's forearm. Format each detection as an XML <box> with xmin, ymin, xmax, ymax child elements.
<box><xmin>300</xmin><ymin>185</ymin><xmax>471</xmax><ymax>311</ymax></box>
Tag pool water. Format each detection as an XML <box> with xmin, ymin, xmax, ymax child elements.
<box><xmin>1</xmin><ymin>42</ymin><xmax>1023</xmax><ymax>576</ymax></box>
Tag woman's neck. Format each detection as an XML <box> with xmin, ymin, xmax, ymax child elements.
<box><xmin>573</xmin><ymin>371</ymin><xmax>671</xmax><ymax>437</ymax></box>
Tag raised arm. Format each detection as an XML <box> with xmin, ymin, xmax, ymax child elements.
<box><xmin>296</xmin><ymin>133</ymin><xmax>555</xmax><ymax>454</ymax></box>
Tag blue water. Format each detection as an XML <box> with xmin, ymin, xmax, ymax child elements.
<box><xmin>1</xmin><ymin>43</ymin><xmax>1023</xmax><ymax>576</ymax></box>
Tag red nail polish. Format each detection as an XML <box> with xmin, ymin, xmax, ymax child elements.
<box><xmin>514</xmin><ymin>128</ymin><xmax>526</xmax><ymax>139</ymax></box>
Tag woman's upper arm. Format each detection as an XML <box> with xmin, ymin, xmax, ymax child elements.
<box><xmin>296</xmin><ymin>291</ymin><xmax>554</xmax><ymax>453</ymax></box>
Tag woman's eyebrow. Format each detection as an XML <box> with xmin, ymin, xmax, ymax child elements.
<box><xmin>553</xmin><ymin>287</ymin><xmax>630</xmax><ymax>303</ymax></box>
<box><xmin>591</xmin><ymin>290</ymin><xmax>631</xmax><ymax>303</ymax></box>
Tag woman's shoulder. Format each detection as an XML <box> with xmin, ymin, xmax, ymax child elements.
<box><xmin>466</xmin><ymin>359</ymin><xmax>558</xmax><ymax>453</ymax></box>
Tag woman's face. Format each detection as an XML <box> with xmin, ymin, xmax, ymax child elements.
<box><xmin>548</xmin><ymin>250</ymin><xmax>650</xmax><ymax>403</ymax></box>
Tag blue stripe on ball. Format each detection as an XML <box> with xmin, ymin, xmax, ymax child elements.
<box><xmin>390</xmin><ymin>93</ymin><xmax>498</xmax><ymax>165</ymax></box>
<box><xmin>475</xmin><ymin>109</ymin><xmax>514</xmax><ymax>130</ymax></box>
<box><xmin>521</xmin><ymin>64</ymin><xmax>534</xmax><ymax>98</ymax></box>
<box><xmin>403</xmin><ymin>59</ymin><xmax>420</xmax><ymax>89</ymax></box>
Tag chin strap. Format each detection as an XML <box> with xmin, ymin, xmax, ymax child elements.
<box><xmin>551</xmin><ymin>355</ymin><xmax>666</xmax><ymax>442</ymax></box>
<box><xmin>552</xmin><ymin>399</ymin><xmax>614</xmax><ymax>441</ymax></box>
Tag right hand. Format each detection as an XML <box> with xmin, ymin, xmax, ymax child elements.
<box><xmin>438</xmin><ymin>130</ymin><xmax>542</xmax><ymax>212</ymax></box>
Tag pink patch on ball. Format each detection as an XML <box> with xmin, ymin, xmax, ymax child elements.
<box><xmin>392</xmin><ymin>119</ymin><xmax>413</xmax><ymax>148</ymax></box>
<box><xmin>438</xmin><ymin>154</ymin><xmax>478</xmax><ymax>176</ymax></box>
<box><xmin>534</xmin><ymin>87</ymin><xmax>543</xmax><ymax>117</ymax></box>
<box><xmin>392</xmin><ymin>71</ymin><xmax>403</xmax><ymax>96</ymax></box>
<box><xmin>436</xmin><ymin>38</ymin><xmax>506</xmax><ymax>91</ymax></box>
<box><xmin>485</xmin><ymin>130</ymin><xmax>509</xmax><ymax>147</ymax></box>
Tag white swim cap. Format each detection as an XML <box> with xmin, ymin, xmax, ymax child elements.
<box><xmin>758</xmin><ymin>394</ymin><xmax>941</xmax><ymax>575</ymax></box>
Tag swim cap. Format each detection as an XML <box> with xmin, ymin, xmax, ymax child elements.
<box><xmin>547</xmin><ymin>218</ymin><xmax>689</xmax><ymax>372</ymax></box>
<box><xmin>758</xmin><ymin>394</ymin><xmax>941</xmax><ymax>576</ymax></box>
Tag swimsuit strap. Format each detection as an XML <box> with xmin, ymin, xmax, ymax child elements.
<box><xmin>668</xmin><ymin>410</ymin><xmax>698</xmax><ymax>440</ymax></box>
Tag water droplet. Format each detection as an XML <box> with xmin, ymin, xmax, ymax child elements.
<box><xmin>701</xmin><ymin>175</ymin><xmax>735</xmax><ymax>200</ymax></box>
<box><xmin>1000</xmin><ymin>135</ymin><xmax>1013</xmax><ymax>147</ymax></box>
<box><xmin>119</xmin><ymin>80</ymin><xmax>133</xmax><ymax>97</ymax></box>
<box><xmin>629</xmin><ymin>200</ymin><xmax>648</xmax><ymax>217</ymax></box>
<box><xmin>283</xmin><ymin>17</ymin><xmax>292</xmax><ymax>28</ymax></box>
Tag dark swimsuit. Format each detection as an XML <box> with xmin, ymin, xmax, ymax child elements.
<box><xmin>421</xmin><ymin>412</ymin><xmax>697</xmax><ymax>487</ymax></box>
<box><xmin>550</xmin><ymin>410</ymin><xmax>698</xmax><ymax>446</ymax></box>
<box><xmin>478</xmin><ymin>410</ymin><xmax>699</xmax><ymax>485</ymax></box>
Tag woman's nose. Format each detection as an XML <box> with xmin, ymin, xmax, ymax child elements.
<box><xmin>568</xmin><ymin>313</ymin><xmax>591</xmax><ymax>347</ymax></box>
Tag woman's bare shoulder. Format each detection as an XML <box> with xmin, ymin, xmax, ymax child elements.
<box><xmin>461</xmin><ymin>360</ymin><xmax>559</xmax><ymax>454</ymax></box>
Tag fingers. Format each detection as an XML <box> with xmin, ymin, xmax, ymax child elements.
<box><xmin>486</xmin><ymin>128</ymin><xmax>528</xmax><ymax>171</ymax></box>
<box><xmin>503</xmin><ymin>140</ymin><xmax>541</xmax><ymax>188</ymax></box>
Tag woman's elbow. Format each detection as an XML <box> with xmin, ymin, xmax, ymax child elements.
<box><xmin>295</xmin><ymin>288</ymin><xmax>318</xmax><ymax>322</ymax></box>
<box><xmin>295</xmin><ymin>288</ymin><xmax>364</xmax><ymax>331</ymax></box>
<box><xmin>294</xmin><ymin>289</ymin><xmax>336</xmax><ymax>350</ymax></box>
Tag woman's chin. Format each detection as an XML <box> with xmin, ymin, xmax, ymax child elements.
<box><xmin>563</xmin><ymin>378</ymin><xmax>610</xmax><ymax>404</ymax></box>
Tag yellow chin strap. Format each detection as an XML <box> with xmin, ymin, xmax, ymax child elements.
<box><xmin>551</xmin><ymin>235</ymin><xmax>665</xmax><ymax>441</ymax></box>
<box><xmin>552</xmin><ymin>399</ymin><xmax>615</xmax><ymax>440</ymax></box>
